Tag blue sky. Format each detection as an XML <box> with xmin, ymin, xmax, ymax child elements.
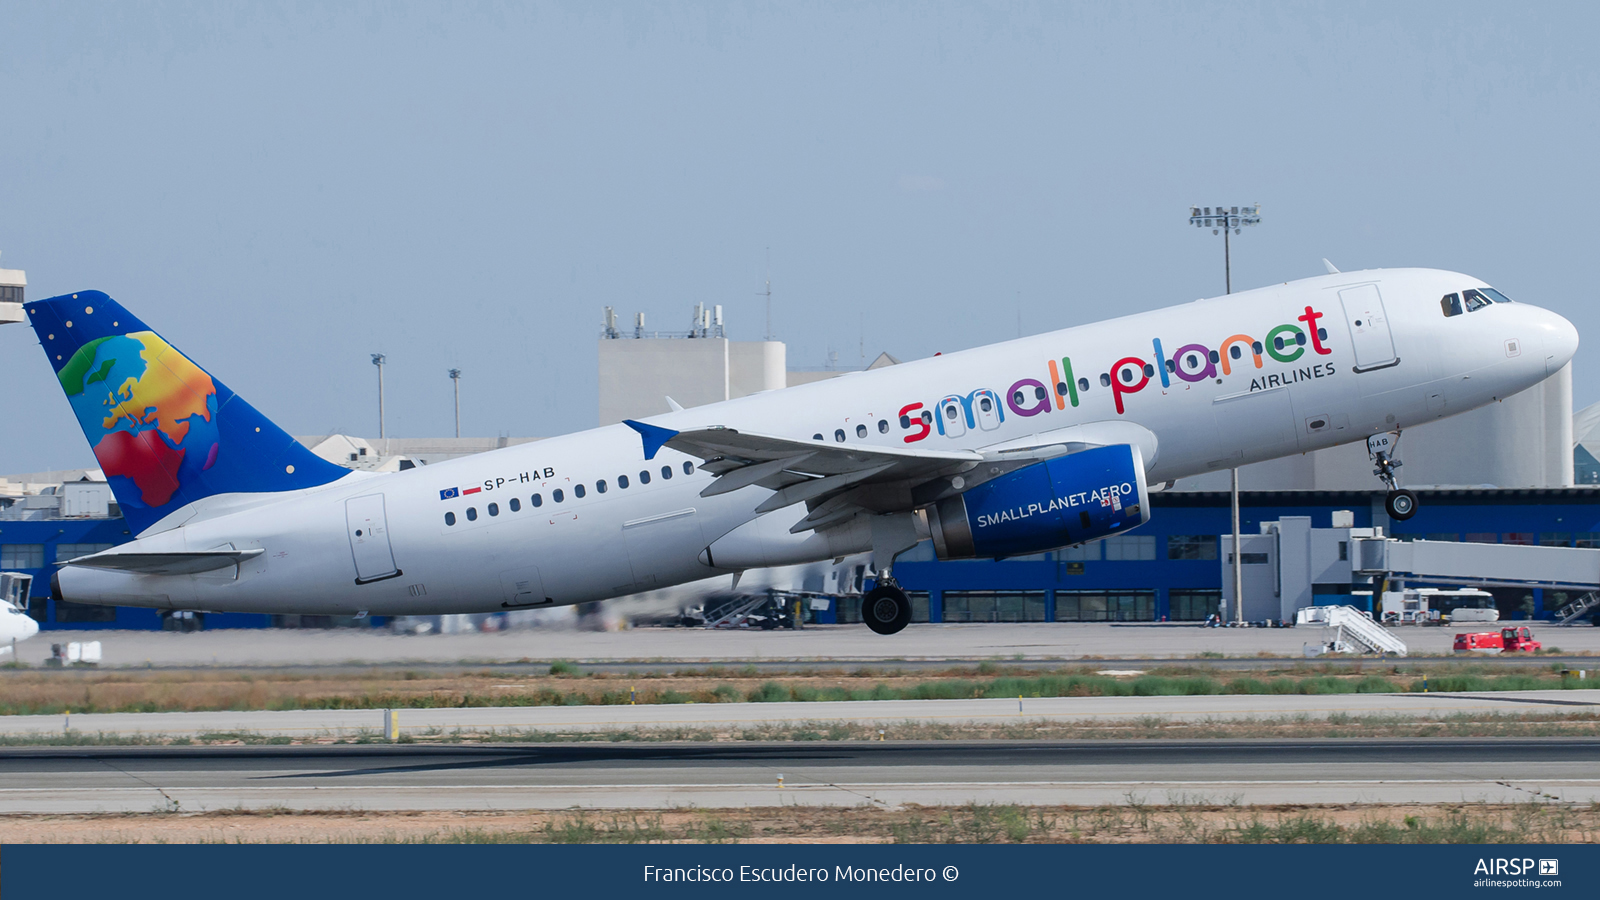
<box><xmin>2</xmin><ymin>2</ymin><xmax>1595</xmax><ymax>473</ymax></box>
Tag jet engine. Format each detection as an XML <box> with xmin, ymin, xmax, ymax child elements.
<box><xmin>925</xmin><ymin>444</ymin><xmax>1150</xmax><ymax>560</ymax></box>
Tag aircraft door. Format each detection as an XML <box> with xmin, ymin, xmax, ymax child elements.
<box><xmin>345</xmin><ymin>494</ymin><xmax>401</xmax><ymax>584</ymax></box>
<box><xmin>500</xmin><ymin>566</ymin><xmax>549</xmax><ymax>607</ymax></box>
<box><xmin>1337</xmin><ymin>284</ymin><xmax>1399</xmax><ymax>372</ymax></box>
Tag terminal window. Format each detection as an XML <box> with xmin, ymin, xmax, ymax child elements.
<box><xmin>1576</xmin><ymin>533</ymin><xmax>1600</xmax><ymax>549</ymax></box>
<box><xmin>1464</xmin><ymin>533</ymin><xmax>1498</xmax><ymax>544</ymax></box>
<box><xmin>942</xmin><ymin>590</ymin><xmax>1046</xmax><ymax>623</ymax></box>
<box><xmin>1057</xmin><ymin>590</ymin><xmax>1155</xmax><ymax>622</ymax></box>
<box><xmin>1170</xmin><ymin>590</ymin><xmax>1222</xmax><ymax>621</ymax></box>
<box><xmin>1059</xmin><ymin>543</ymin><xmax>1100</xmax><ymax>562</ymax></box>
<box><xmin>837</xmin><ymin>591</ymin><xmax>929</xmax><ymax>624</ymax></box>
<box><xmin>0</xmin><ymin>286</ymin><xmax>21</xmax><ymax>303</ymax></box>
<box><xmin>55</xmin><ymin>601</ymin><xmax>116</xmax><ymax>623</ymax></box>
<box><xmin>1539</xmin><ymin>533</ymin><xmax>1573</xmax><ymax>547</ymax></box>
<box><xmin>1166</xmin><ymin>535</ymin><xmax>1218</xmax><ymax>560</ymax></box>
<box><xmin>1503</xmin><ymin>533</ymin><xmax>1535</xmax><ymax>546</ymax></box>
<box><xmin>1104</xmin><ymin>535</ymin><xmax>1157</xmax><ymax>561</ymax></box>
<box><xmin>0</xmin><ymin>545</ymin><xmax>44</xmax><ymax>569</ymax></box>
<box><xmin>55</xmin><ymin>544</ymin><xmax>114</xmax><ymax>562</ymax></box>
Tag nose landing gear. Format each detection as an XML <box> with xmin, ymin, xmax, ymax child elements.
<box><xmin>1368</xmin><ymin>432</ymin><xmax>1418</xmax><ymax>521</ymax></box>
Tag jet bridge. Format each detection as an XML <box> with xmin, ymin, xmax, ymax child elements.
<box><xmin>1352</xmin><ymin>537</ymin><xmax>1600</xmax><ymax>593</ymax></box>
<box><xmin>1225</xmin><ymin>516</ymin><xmax>1600</xmax><ymax>625</ymax></box>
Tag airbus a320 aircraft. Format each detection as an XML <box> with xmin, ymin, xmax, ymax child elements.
<box><xmin>24</xmin><ymin>269</ymin><xmax>1576</xmax><ymax>634</ymax></box>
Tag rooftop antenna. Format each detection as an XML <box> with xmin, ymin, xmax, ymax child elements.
<box><xmin>758</xmin><ymin>247</ymin><xmax>773</xmax><ymax>341</ymax></box>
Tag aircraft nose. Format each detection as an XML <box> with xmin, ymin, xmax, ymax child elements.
<box><xmin>23</xmin><ymin>615</ymin><xmax>38</xmax><ymax>639</ymax></box>
<box><xmin>1541</xmin><ymin>309</ymin><xmax>1580</xmax><ymax>376</ymax></box>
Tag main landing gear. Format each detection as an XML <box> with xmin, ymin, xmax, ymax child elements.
<box><xmin>862</xmin><ymin>577</ymin><xmax>912</xmax><ymax>635</ymax></box>
<box><xmin>1368</xmin><ymin>431</ymin><xmax>1418</xmax><ymax>521</ymax></box>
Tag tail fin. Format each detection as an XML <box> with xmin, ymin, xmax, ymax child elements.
<box><xmin>25</xmin><ymin>290</ymin><xmax>349</xmax><ymax>534</ymax></box>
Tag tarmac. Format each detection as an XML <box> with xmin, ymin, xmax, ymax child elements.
<box><xmin>2</xmin><ymin>738</ymin><xmax>1594</xmax><ymax>813</ymax></box>
<box><xmin>5</xmin><ymin>690</ymin><xmax>1597</xmax><ymax>740</ymax></box>
<box><xmin>13</xmin><ymin>622</ymin><xmax>1600</xmax><ymax>668</ymax></box>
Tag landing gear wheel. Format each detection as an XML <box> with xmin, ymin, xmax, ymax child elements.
<box><xmin>862</xmin><ymin>584</ymin><xmax>912</xmax><ymax>635</ymax></box>
<box><xmin>1385</xmin><ymin>489</ymin><xmax>1418</xmax><ymax>521</ymax></box>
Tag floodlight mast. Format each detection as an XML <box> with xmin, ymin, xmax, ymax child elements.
<box><xmin>371</xmin><ymin>353</ymin><xmax>387</xmax><ymax>440</ymax></box>
<box><xmin>449</xmin><ymin>368</ymin><xmax>462</xmax><ymax>438</ymax></box>
<box><xmin>1188</xmin><ymin>204</ymin><xmax>1261</xmax><ymax>295</ymax></box>
<box><xmin>1188</xmin><ymin>203</ymin><xmax>1260</xmax><ymax>626</ymax></box>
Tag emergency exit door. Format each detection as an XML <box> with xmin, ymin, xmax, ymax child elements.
<box><xmin>1338</xmin><ymin>284</ymin><xmax>1400</xmax><ymax>372</ymax></box>
<box><xmin>346</xmin><ymin>494</ymin><xmax>401</xmax><ymax>584</ymax></box>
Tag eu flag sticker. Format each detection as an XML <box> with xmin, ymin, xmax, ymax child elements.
<box><xmin>439</xmin><ymin>487</ymin><xmax>460</xmax><ymax>500</ymax></box>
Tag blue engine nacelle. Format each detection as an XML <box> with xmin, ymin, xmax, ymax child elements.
<box><xmin>925</xmin><ymin>444</ymin><xmax>1150</xmax><ymax>560</ymax></box>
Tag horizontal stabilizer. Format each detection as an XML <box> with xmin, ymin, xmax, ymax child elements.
<box><xmin>63</xmin><ymin>549</ymin><xmax>264</xmax><ymax>576</ymax></box>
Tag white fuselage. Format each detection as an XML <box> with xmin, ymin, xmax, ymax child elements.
<box><xmin>57</xmin><ymin>269</ymin><xmax>1577</xmax><ymax>615</ymax></box>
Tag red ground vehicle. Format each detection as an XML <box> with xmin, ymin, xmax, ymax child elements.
<box><xmin>1454</xmin><ymin>626</ymin><xmax>1542</xmax><ymax>653</ymax></box>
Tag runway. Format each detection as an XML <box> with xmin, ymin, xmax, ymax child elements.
<box><xmin>4</xmin><ymin>689</ymin><xmax>1596</xmax><ymax>740</ymax></box>
<box><xmin>12</xmin><ymin>622</ymin><xmax>1599</xmax><ymax>668</ymax></box>
<box><xmin>2</xmin><ymin>739</ymin><xmax>1596</xmax><ymax>813</ymax></box>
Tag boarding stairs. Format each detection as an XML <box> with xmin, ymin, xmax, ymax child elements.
<box><xmin>1295</xmin><ymin>605</ymin><xmax>1408</xmax><ymax>656</ymax></box>
<box><xmin>1554</xmin><ymin>591</ymin><xmax>1600</xmax><ymax>626</ymax></box>
<box><xmin>702</xmin><ymin>593</ymin><xmax>774</xmax><ymax>629</ymax></box>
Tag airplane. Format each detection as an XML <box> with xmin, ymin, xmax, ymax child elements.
<box><xmin>0</xmin><ymin>573</ymin><xmax>41</xmax><ymax>651</ymax></box>
<box><xmin>22</xmin><ymin>269</ymin><xmax>1577</xmax><ymax>635</ymax></box>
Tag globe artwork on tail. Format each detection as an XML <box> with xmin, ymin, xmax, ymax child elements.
<box><xmin>58</xmin><ymin>332</ymin><xmax>220</xmax><ymax>511</ymax></box>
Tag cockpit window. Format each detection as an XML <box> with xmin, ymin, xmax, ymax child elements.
<box><xmin>1481</xmin><ymin>287</ymin><xmax>1514</xmax><ymax>304</ymax></box>
<box><xmin>1440</xmin><ymin>293</ymin><xmax>1462</xmax><ymax>317</ymax></box>
<box><xmin>1462</xmin><ymin>288</ymin><xmax>1493</xmax><ymax>312</ymax></box>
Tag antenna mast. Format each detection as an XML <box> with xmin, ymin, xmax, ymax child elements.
<box><xmin>759</xmin><ymin>247</ymin><xmax>773</xmax><ymax>341</ymax></box>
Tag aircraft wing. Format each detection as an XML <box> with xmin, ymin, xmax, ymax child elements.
<box><xmin>63</xmin><ymin>549</ymin><xmax>265</xmax><ymax>576</ymax></box>
<box><xmin>625</xmin><ymin>420</ymin><xmax>983</xmax><ymax>532</ymax></box>
<box><xmin>625</xmin><ymin>419</ymin><xmax>1155</xmax><ymax>535</ymax></box>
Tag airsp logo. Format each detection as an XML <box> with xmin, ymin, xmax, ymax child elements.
<box><xmin>1539</xmin><ymin>859</ymin><xmax>1559</xmax><ymax>877</ymax></box>
<box><xmin>1473</xmin><ymin>858</ymin><xmax>1548</xmax><ymax>876</ymax></box>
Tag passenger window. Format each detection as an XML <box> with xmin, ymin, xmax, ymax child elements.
<box><xmin>1229</xmin><ymin>345</ymin><xmax>1242</xmax><ymax>359</ymax></box>
<box><xmin>1163</xmin><ymin>360</ymin><xmax>1175</xmax><ymax>373</ymax></box>
<box><xmin>575</xmin><ymin>484</ymin><xmax>586</xmax><ymax>498</ymax></box>
<box><xmin>487</xmin><ymin>502</ymin><xmax>499</xmax><ymax>516</ymax></box>
<box><xmin>466</xmin><ymin>507</ymin><xmax>478</xmax><ymax>521</ymax></box>
<box><xmin>553</xmin><ymin>489</ymin><xmax>564</xmax><ymax>502</ymax></box>
<box><xmin>1463</xmin><ymin>288</ymin><xmax>1492</xmax><ymax>312</ymax></box>
<box><xmin>1034</xmin><ymin>386</ymin><xmax>1047</xmax><ymax>401</ymax></box>
<box><xmin>639</xmin><ymin>470</ymin><xmax>651</xmax><ymax>484</ymax></box>
<box><xmin>532</xmin><ymin>493</ymin><xmax>543</xmax><ymax>507</ymax></box>
<box><xmin>921</xmin><ymin>410</ymin><xmax>933</xmax><ymax>423</ymax></box>
<box><xmin>1317</xmin><ymin>328</ymin><xmax>1327</xmax><ymax>342</ymax></box>
<box><xmin>1296</xmin><ymin>332</ymin><xmax>1306</xmax><ymax>345</ymax></box>
<box><xmin>1250</xmin><ymin>342</ymin><xmax>1262</xmax><ymax>355</ymax></box>
<box><xmin>596</xmin><ymin>479</ymin><xmax>607</xmax><ymax>494</ymax></box>
<box><xmin>1440</xmin><ymin>293</ymin><xmax>1462</xmax><ymax>317</ymax></box>
<box><xmin>445</xmin><ymin>511</ymin><xmax>456</xmax><ymax>526</ymax></box>
<box><xmin>945</xmin><ymin>405</ymin><xmax>958</xmax><ymax>419</ymax></box>
<box><xmin>856</xmin><ymin>424</ymin><xmax>867</xmax><ymax>438</ymax></box>
<box><xmin>899</xmin><ymin>414</ymin><xmax>911</xmax><ymax>429</ymax></box>
<box><xmin>509</xmin><ymin>497</ymin><xmax>521</xmax><ymax>512</ymax></box>
<box><xmin>813</xmin><ymin>433</ymin><xmax>824</xmax><ymax>441</ymax></box>
<box><xmin>1099</xmin><ymin>373</ymin><xmax>1111</xmax><ymax>387</ymax></box>
<box><xmin>979</xmin><ymin>397</ymin><xmax>993</xmax><ymax>412</ymax></box>
<box><xmin>1077</xmin><ymin>377</ymin><xmax>1089</xmax><ymax>392</ymax></box>
<box><xmin>1142</xmin><ymin>363</ymin><xmax>1155</xmax><ymax>378</ymax></box>
<box><xmin>661</xmin><ymin>465</ymin><xmax>672</xmax><ymax>480</ymax></box>
<box><xmin>1012</xmin><ymin>389</ymin><xmax>1026</xmax><ymax>406</ymax></box>
<box><xmin>683</xmin><ymin>461</ymin><xmax>694</xmax><ymax>475</ymax></box>
<box><xmin>835</xmin><ymin>429</ymin><xmax>846</xmax><ymax>442</ymax></box>
<box><xmin>1209</xmin><ymin>350</ymin><xmax>1220</xmax><ymax>364</ymax></box>
<box><xmin>618</xmin><ymin>475</ymin><xmax>629</xmax><ymax>489</ymax></box>
<box><xmin>1056</xmin><ymin>381</ymin><xmax>1069</xmax><ymax>395</ymax></box>
<box><xmin>878</xmin><ymin>419</ymin><xmax>889</xmax><ymax>434</ymax></box>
